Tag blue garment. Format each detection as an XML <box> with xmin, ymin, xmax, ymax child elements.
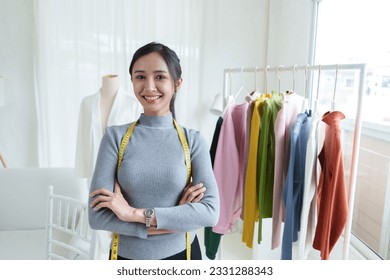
<box><xmin>281</xmin><ymin>111</ymin><xmax>312</xmax><ymax>260</ymax></box>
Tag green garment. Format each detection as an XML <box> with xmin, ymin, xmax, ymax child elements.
<box><xmin>257</xmin><ymin>93</ymin><xmax>283</xmax><ymax>244</ymax></box>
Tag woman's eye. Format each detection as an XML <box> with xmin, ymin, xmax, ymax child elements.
<box><xmin>135</xmin><ymin>75</ymin><xmax>145</xmax><ymax>80</ymax></box>
<box><xmin>156</xmin><ymin>75</ymin><xmax>166</xmax><ymax>80</ymax></box>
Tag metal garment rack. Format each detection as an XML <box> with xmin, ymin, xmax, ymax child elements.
<box><xmin>222</xmin><ymin>63</ymin><xmax>367</xmax><ymax>260</ymax></box>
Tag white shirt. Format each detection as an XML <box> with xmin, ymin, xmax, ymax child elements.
<box><xmin>75</xmin><ymin>87</ymin><xmax>142</xmax><ymax>178</ymax></box>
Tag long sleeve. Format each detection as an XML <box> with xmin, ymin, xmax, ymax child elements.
<box><xmin>242</xmin><ymin>97</ymin><xmax>264</xmax><ymax>248</ymax></box>
<box><xmin>75</xmin><ymin>96</ymin><xmax>95</xmax><ymax>178</ymax></box>
<box><xmin>313</xmin><ymin>111</ymin><xmax>348</xmax><ymax>260</ymax></box>
<box><xmin>298</xmin><ymin>114</ymin><xmax>321</xmax><ymax>259</ymax></box>
<box><xmin>155</xmin><ymin>129</ymin><xmax>220</xmax><ymax>232</ymax></box>
<box><xmin>212</xmin><ymin>102</ymin><xmax>248</xmax><ymax>234</ymax></box>
<box><xmin>256</xmin><ymin>95</ymin><xmax>282</xmax><ymax>244</ymax></box>
<box><xmin>88</xmin><ymin>114</ymin><xmax>220</xmax><ymax>260</ymax></box>
<box><xmin>88</xmin><ymin>124</ymin><xmax>148</xmax><ymax>239</ymax></box>
<box><xmin>281</xmin><ymin>113</ymin><xmax>310</xmax><ymax>260</ymax></box>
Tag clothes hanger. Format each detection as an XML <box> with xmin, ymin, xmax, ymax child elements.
<box><xmin>223</xmin><ymin>68</ymin><xmax>234</xmax><ymax>110</ymax></box>
<box><xmin>250</xmin><ymin>66</ymin><xmax>261</xmax><ymax>97</ymax></box>
<box><xmin>264</xmin><ymin>66</ymin><xmax>271</xmax><ymax>97</ymax></box>
<box><xmin>313</xmin><ymin>64</ymin><xmax>321</xmax><ymax>115</ymax></box>
<box><xmin>276</xmin><ymin>65</ymin><xmax>283</xmax><ymax>95</ymax></box>
<box><xmin>301</xmin><ymin>64</ymin><xmax>309</xmax><ymax>113</ymax></box>
<box><xmin>234</xmin><ymin>67</ymin><xmax>249</xmax><ymax>102</ymax></box>
<box><xmin>331</xmin><ymin>64</ymin><xmax>339</xmax><ymax>112</ymax></box>
<box><xmin>293</xmin><ymin>64</ymin><xmax>297</xmax><ymax>93</ymax></box>
<box><xmin>286</xmin><ymin>64</ymin><xmax>297</xmax><ymax>95</ymax></box>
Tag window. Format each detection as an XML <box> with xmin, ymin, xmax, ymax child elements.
<box><xmin>315</xmin><ymin>0</ymin><xmax>390</xmax><ymax>259</ymax></box>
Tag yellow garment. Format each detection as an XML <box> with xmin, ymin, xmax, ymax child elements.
<box><xmin>242</xmin><ymin>95</ymin><xmax>266</xmax><ymax>248</ymax></box>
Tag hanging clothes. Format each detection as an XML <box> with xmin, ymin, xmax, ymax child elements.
<box><xmin>241</xmin><ymin>92</ymin><xmax>261</xmax><ymax>220</ymax></box>
<box><xmin>75</xmin><ymin>87</ymin><xmax>141</xmax><ymax>178</ymax></box>
<box><xmin>313</xmin><ymin>111</ymin><xmax>348</xmax><ymax>260</ymax></box>
<box><xmin>242</xmin><ymin>95</ymin><xmax>267</xmax><ymax>248</ymax></box>
<box><xmin>281</xmin><ymin>111</ymin><xmax>312</xmax><ymax>260</ymax></box>
<box><xmin>298</xmin><ymin>110</ymin><xmax>322</xmax><ymax>259</ymax></box>
<box><xmin>212</xmin><ymin>101</ymin><xmax>249</xmax><ymax>234</ymax></box>
<box><xmin>256</xmin><ymin>93</ymin><xmax>283</xmax><ymax>244</ymax></box>
<box><xmin>204</xmin><ymin>116</ymin><xmax>224</xmax><ymax>260</ymax></box>
<box><xmin>271</xmin><ymin>92</ymin><xmax>305</xmax><ymax>249</ymax></box>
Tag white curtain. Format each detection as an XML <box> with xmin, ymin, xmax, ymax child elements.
<box><xmin>33</xmin><ymin>0</ymin><xmax>204</xmax><ymax>167</ymax></box>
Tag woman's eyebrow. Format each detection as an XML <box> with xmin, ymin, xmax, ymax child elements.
<box><xmin>133</xmin><ymin>70</ymin><xmax>168</xmax><ymax>74</ymax></box>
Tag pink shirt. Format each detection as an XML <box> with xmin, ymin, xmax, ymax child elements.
<box><xmin>212</xmin><ymin>101</ymin><xmax>249</xmax><ymax>234</ymax></box>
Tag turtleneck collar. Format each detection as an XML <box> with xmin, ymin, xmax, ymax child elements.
<box><xmin>137</xmin><ymin>113</ymin><xmax>174</xmax><ymax>128</ymax></box>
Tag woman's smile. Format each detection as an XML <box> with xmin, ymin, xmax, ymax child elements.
<box><xmin>142</xmin><ymin>95</ymin><xmax>162</xmax><ymax>102</ymax></box>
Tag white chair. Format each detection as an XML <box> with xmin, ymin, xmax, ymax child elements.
<box><xmin>46</xmin><ymin>185</ymin><xmax>96</xmax><ymax>260</ymax></box>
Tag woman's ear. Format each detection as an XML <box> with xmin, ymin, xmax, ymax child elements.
<box><xmin>175</xmin><ymin>78</ymin><xmax>183</xmax><ymax>92</ymax></box>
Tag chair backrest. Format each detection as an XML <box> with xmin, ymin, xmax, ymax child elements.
<box><xmin>46</xmin><ymin>185</ymin><xmax>96</xmax><ymax>260</ymax></box>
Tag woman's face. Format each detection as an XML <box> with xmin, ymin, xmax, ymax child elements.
<box><xmin>131</xmin><ymin>51</ymin><xmax>182</xmax><ymax>116</ymax></box>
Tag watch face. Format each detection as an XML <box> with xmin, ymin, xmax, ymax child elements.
<box><xmin>145</xmin><ymin>208</ymin><xmax>154</xmax><ymax>217</ymax></box>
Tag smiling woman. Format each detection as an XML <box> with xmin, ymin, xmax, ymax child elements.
<box><xmin>88</xmin><ymin>42</ymin><xmax>220</xmax><ymax>260</ymax></box>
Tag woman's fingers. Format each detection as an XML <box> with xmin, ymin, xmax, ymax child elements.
<box><xmin>191</xmin><ymin>192</ymin><xmax>205</xmax><ymax>203</ymax></box>
<box><xmin>179</xmin><ymin>182</ymin><xmax>206</xmax><ymax>205</ymax></box>
<box><xmin>90</xmin><ymin>188</ymin><xmax>113</xmax><ymax>198</ymax></box>
<box><xmin>90</xmin><ymin>193</ymin><xmax>112</xmax><ymax>209</ymax></box>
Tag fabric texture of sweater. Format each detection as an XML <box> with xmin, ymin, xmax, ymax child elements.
<box><xmin>212</xmin><ymin>101</ymin><xmax>248</xmax><ymax>234</ymax></box>
<box><xmin>88</xmin><ymin>113</ymin><xmax>220</xmax><ymax>260</ymax></box>
<box><xmin>242</xmin><ymin>96</ymin><xmax>266</xmax><ymax>248</ymax></box>
<box><xmin>313</xmin><ymin>111</ymin><xmax>348</xmax><ymax>260</ymax></box>
<box><xmin>256</xmin><ymin>93</ymin><xmax>282</xmax><ymax>244</ymax></box>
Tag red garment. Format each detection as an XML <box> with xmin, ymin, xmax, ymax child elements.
<box><xmin>313</xmin><ymin>111</ymin><xmax>348</xmax><ymax>260</ymax></box>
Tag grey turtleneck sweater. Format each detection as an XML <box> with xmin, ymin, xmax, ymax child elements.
<box><xmin>88</xmin><ymin>113</ymin><xmax>220</xmax><ymax>259</ymax></box>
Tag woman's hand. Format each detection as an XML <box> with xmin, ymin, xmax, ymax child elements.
<box><xmin>178</xmin><ymin>182</ymin><xmax>206</xmax><ymax>205</ymax></box>
<box><xmin>90</xmin><ymin>180</ymin><xmax>135</xmax><ymax>222</ymax></box>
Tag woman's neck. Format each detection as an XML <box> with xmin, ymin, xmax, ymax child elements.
<box><xmin>101</xmin><ymin>74</ymin><xmax>120</xmax><ymax>97</ymax></box>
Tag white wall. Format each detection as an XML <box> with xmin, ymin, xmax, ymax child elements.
<box><xmin>0</xmin><ymin>0</ymin><xmax>38</xmax><ymax>167</ymax></box>
<box><xmin>198</xmin><ymin>0</ymin><xmax>269</xmax><ymax>143</ymax></box>
<box><xmin>265</xmin><ymin>0</ymin><xmax>315</xmax><ymax>95</ymax></box>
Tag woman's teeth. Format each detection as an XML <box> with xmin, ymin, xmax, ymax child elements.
<box><xmin>144</xmin><ymin>96</ymin><xmax>161</xmax><ymax>100</ymax></box>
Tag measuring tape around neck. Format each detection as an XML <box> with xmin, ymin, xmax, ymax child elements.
<box><xmin>110</xmin><ymin>118</ymin><xmax>192</xmax><ymax>260</ymax></box>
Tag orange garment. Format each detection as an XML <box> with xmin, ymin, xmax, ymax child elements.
<box><xmin>313</xmin><ymin>111</ymin><xmax>348</xmax><ymax>260</ymax></box>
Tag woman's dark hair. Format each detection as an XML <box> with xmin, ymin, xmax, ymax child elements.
<box><xmin>129</xmin><ymin>42</ymin><xmax>182</xmax><ymax>119</ymax></box>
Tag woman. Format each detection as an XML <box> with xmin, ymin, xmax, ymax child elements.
<box><xmin>88</xmin><ymin>42</ymin><xmax>220</xmax><ymax>260</ymax></box>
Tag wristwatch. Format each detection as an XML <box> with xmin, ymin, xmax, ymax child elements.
<box><xmin>144</xmin><ymin>208</ymin><xmax>155</xmax><ymax>228</ymax></box>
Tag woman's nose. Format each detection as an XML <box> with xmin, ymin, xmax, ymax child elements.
<box><xmin>144</xmin><ymin>78</ymin><xmax>157</xmax><ymax>92</ymax></box>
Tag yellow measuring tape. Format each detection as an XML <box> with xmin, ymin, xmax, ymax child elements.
<box><xmin>111</xmin><ymin>118</ymin><xmax>192</xmax><ymax>260</ymax></box>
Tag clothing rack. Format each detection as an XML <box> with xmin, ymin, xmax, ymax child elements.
<box><xmin>222</xmin><ymin>63</ymin><xmax>367</xmax><ymax>260</ymax></box>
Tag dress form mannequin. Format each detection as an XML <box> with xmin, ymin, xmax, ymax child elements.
<box><xmin>100</xmin><ymin>74</ymin><xmax>120</xmax><ymax>132</ymax></box>
<box><xmin>74</xmin><ymin>74</ymin><xmax>142</xmax><ymax>259</ymax></box>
